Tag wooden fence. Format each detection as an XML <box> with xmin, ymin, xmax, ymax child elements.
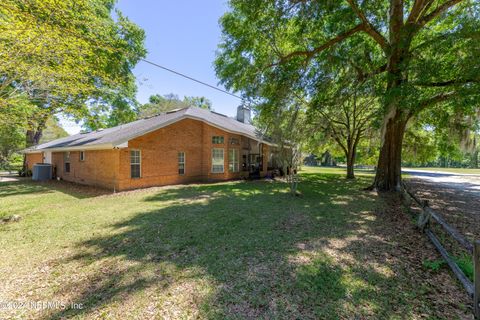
<box><xmin>401</xmin><ymin>183</ymin><xmax>480</xmax><ymax>319</ymax></box>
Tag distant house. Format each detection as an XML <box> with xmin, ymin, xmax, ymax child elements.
<box><xmin>303</xmin><ymin>154</ymin><xmax>319</xmax><ymax>166</ymax></box>
<box><xmin>24</xmin><ymin>106</ymin><xmax>281</xmax><ymax>191</ymax></box>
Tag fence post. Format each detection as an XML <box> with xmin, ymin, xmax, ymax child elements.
<box><xmin>475</xmin><ymin>240</ymin><xmax>480</xmax><ymax>319</ymax></box>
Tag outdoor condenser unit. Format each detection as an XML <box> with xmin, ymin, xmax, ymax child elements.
<box><xmin>32</xmin><ymin>163</ymin><xmax>53</xmax><ymax>181</ymax></box>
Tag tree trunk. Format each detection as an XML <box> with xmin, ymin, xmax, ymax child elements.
<box><xmin>23</xmin><ymin>116</ymin><xmax>48</xmax><ymax>172</ymax></box>
<box><xmin>25</xmin><ymin>128</ymin><xmax>44</xmax><ymax>147</ymax></box>
<box><xmin>346</xmin><ymin>150</ymin><xmax>355</xmax><ymax>179</ymax></box>
<box><xmin>374</xmin><ymin>108</ymin><xmax>408</xmax><ymax>191</ymax></box>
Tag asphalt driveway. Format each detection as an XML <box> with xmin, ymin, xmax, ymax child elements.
<box><xmin>403</xmin><ymin>169</ymin><xmax>480</xmax><ymax>195</ymax></box>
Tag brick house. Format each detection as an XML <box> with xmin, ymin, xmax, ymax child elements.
<box><xmin>24</xmin><ymin>106</ymin><xmax>280</xmax><ymax>191</ymax></box>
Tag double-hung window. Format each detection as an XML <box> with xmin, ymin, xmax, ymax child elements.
<box><xmin>64</xmin><ymin>152</ymin><xmax>71</xmax><ymax>173</ymax></box>
<box><xmin>130</xmin><ymin>150</ymin><xmax>141</xmax><ymax>178</ymax></box>
<box><xmin>212</xmin><ymin>148</ymin><xmax>224</xmax><ymax>173</ymax></box>
<box><xmin>178</xmin><ymin>152</ymin><xmax>185</xmax><ymax>175</ymax></box>
<box><xmin>229</xmin><ymin>149</ymin><xmax>239</xmax><ymax>173</ymax></box>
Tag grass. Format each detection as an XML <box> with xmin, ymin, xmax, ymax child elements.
<box><xmin>0</xmin><ymin>168</ymin><xmax>468</xmax><ymax>319</ymax></box>
<box><xmin>454</xmin><ymin>255</ymin><xmax>474</xmax><ymax>282</ymax></box>
<box><xmin>403</xmin><ymin>167</ymin><xmax>480</xmax><ymax>174</ymax></box>
<box><xmin>422</xmin><ymin>255</ymin><xmax>473</xmax><ymax>282</ymax></box>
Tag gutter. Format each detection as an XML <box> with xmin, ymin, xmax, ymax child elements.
<box><xmin>22</xmin><ymin>143</ymin><xmax>116</xmax><ymax>154</ymax></box>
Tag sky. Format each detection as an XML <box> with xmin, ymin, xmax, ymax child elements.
<box><xmin>61</xmin><ymin>0</ymin><xmax>240</xmax><ymax>134</ymax></box>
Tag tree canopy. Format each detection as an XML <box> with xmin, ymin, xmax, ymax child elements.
<box><xmin>1</xmin><ymin>0</ymin><xmax>146</xmax><ymax>145</ymax></box>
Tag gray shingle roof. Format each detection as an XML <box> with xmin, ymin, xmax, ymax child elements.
<box><xmin>26</xmin><ymin>107</ymin><xmax>271</xmax><ymax>152</ymax></box>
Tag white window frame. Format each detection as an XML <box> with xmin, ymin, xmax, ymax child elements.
<box><xmin>79</xmin><ymin>151</ymin><xmax>85</xmax><ymax>161</ymax></box>
<box><xmin>178</xmin><ymin>152</ymin><xmax>185</xmax><ymax>175</ymax></box>
<box><xmin>211</xmin><ymin>148</ymin><xmax>224</xmax><ymax>173</ymax></box>
<box><xmin>130</xmin><ymin>149</ymin><xmax>141</xmax><ymax>179</ymax></box>
<box><xmin>229</xmin><ymin>149</ymin><xmax>240</xmax><ymax>173</ymax></box>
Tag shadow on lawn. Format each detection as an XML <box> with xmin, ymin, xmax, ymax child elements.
<box><xmin>43</xmin><ymin>175</ymin><xmax>444</xmax><ymax>319</ymax></box>
<box><xmin>0</xmin><ymin>179</ymin><xmax>110</xmax><ymax>199</ymax></box>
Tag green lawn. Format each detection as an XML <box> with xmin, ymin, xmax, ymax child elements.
<box><xmin>0</xmin><ymin>168</ymin><xmax>469</xmax><ymax>319</ymax></box>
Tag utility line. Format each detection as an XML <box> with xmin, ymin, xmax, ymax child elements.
<box><xmin>140</xmin><ymin>59</ymin><xmax>243</xmax><ymax>100</ymax></box>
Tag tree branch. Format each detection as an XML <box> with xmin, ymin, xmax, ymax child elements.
<box><xmin>415</xmin><ymin>91</ymin><xmax>456</xmax><ymax>114</ymax></box>
<box><xmin>417</xmin><ymin>0</ymin><xmax>464</xmax><ymax>27</ymax></box>
<box><xmin>407</xmin><ymin>0</ymin><xmax>431</xmax><ymax>24</ymax></box>
<box><xmin>268</xmin><ymin>23</ymin><xmax>365</xmax><ymax>68</ymax></box>
<box><xmin>413</xmin><ymin>79</ymin><xmax>479</xmax><ymax>87</ymax></box>
<box><xmin>346</xmin><ymin>0</ymin><xmax>388</xmax><ymax>50</ymax></box>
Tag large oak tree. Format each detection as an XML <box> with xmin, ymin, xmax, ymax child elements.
<box><xmin>215</xmin><ymin>0</ymin><xmax>480</xmax><ymax>191</ymax></box>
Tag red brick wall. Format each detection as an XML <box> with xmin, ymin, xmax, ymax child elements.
<box><xmin>28</xmin><ymin>118</ymin><xmax>269</xmax><ymax>190</ymax></box>
<box><xmin>25</xmin><ymin>153</ymin><xmax>43</xmax><ymax>170</ymax></box>
<box><xmin>52</xmin><ymin>149</ymin><xmax>119</xmax><ymax>190</ymax></box>
<box><xmin>117</xmin><ymin>118</ymin><xmax>247</xmax><ymax>190</ymax></box>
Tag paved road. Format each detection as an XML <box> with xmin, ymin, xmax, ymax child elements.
<box><xmin>0</xmin><ymin>175</ymin><xmax>20</xmax><ymax>183</ymax></box>
<box><xmin>402</xmin><ymin>169</ymin><xmax>480</xmax><ymax>195</ymax></box>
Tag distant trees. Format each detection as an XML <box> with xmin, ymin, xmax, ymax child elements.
<box><xmin>183</xmin><ymin>96</ymin><xmax>212</xmax><ymax>110</ymax></box>
<box><xmin>255</xmin><ymin>97</ymin><xmax>306</xmax><ymax>195</ymax></box>
<box><xmin>307</xmin><ymin>73</ymin><xmax>380</xmax><ymax>179</ymax></box>
<box><xmin>39</xmin><ymin>118</ymin><xmax>69</xmax><ymax>144</ymax></box>
<box><xmin>311</xmin><ymin>96</ymin><xmax>378</xmax><ymax>179</ymax></box>
<box><xmin>402</xmin><ymin>123</ymin><xmax>437</xmax><ymax>166</ymax></box>
<box><xmin>0</xmin><ymin>115</ymin><xmax>68</xmax><ymax>169</ymax></box>
<box><xmin>402</xmin><ymin>116</ymin><xmax>480</xmax><ymax>168</ymax></box>
<box><xmin>0</xmin><ymin>121</ymin><xmax>24</xmax><ymax>170</ymax></box>
<box><xmin>137</xmin><ymin>94</ymin><xmax>212</xmax><ymax>118</ymax></box>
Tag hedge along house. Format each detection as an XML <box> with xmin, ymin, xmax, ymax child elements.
<box><xmin>24</xmin><ymin>106</ymin><xmax>280</xmax><ymax>191</ymax></box>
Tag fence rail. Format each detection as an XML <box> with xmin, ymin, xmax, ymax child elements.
<box><xmin>401</xmin><ymin>182</ymin><xmax>479</xmax><ymax>319</ymax></box>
